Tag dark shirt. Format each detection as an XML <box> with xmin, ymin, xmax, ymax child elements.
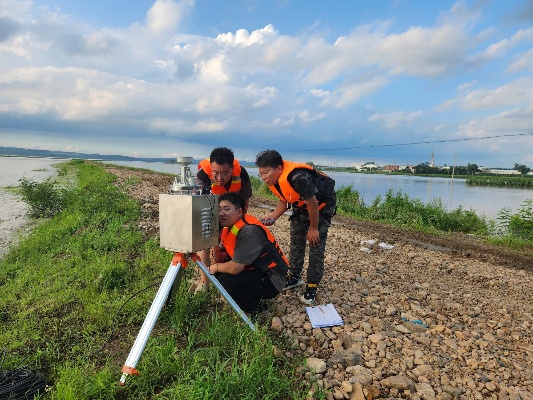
<box><xmin>197</xmin><ymin>166</ymin><xmax>253</xmax><ymax>199</ymax></box>
<box><xmin>287</xmin><ymin>169</ymin><xmax>336</xmax><ymax>216</ymax></box>
<box><xmin>231</xmin><ymin>225</ymin><xmax>266</xmax><ymax>265</ymax></box>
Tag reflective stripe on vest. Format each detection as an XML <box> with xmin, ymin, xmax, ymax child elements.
<box><xmin>220</xmin><ymin>214</ymin><xmax>289</xmax><ymax>272</ymax></box>
<box><xmin>198</xmin><ymin>158</ymin><xmax>242</xmax><ymax>194</ymax></box>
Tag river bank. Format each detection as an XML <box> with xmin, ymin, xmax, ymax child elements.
<box><xmin>0</xmin><ymin>157</ymin><xmax>62</xmax><ymax>258</ymax></box>
<box><xmin>106</xmin><ymin>165</ymin><xmax>532</xmax><ymax>399</ymax></box>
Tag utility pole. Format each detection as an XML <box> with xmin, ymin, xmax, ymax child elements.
<box><xmin>450</xmin><ymin>154</ymin><xmax>456</xmax><ymax>208</ymax></box>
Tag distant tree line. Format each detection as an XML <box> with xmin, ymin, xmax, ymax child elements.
<box><xmin>514</xmin><ymin>163</ymin><xmax>531</xmax><ymax>174</ymax></box>
<box><xmin>414</xmin><ymin>162</ymin><xmax>531</xmax><ymax>176</ymax></box>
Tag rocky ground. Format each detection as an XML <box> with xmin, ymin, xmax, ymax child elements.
<box><xmin>107</xmin><ymin>165</ymin><xmax>532</xmax><ymax>400</ymax></box>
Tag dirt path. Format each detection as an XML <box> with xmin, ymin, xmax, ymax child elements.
<box><xmin>107</xmin><ymin>166</ymin><xmax>533</xmax><ymax>400</ymax></box>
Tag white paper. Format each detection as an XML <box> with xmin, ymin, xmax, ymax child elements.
<box><xmin>306</xmin><ymin>303</ymin><xmax>344</xmax><ymax>328</ymax></box>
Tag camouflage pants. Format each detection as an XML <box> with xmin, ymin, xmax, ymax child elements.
<box><xmin>288</xmin><ymin>211</ymin><xmax>332</xmax><ymax>285</ymax></box>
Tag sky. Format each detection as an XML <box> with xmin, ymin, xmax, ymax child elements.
<box><xmin>1</xmin><ymin>0</ymin><xmax>532</xmax><ymax>168</ymax></box>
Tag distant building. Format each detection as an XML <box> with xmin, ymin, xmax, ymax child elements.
<box><xmin>351</xmin><ymin>162</ymin><xmax>378</xmax><ymax>171</ymax></box>
<box><xmin>361</xmin><ymin>162</ymin><xmax>378</xmax><ymax>171</ymax></box>
<box><xmin>384</xmin><ymin>165</ymin><xmax>399</xmax><ymax>172</ymax></box>
<box><xmin>489</xmin><ymin>169</ymin><xmax>521</xmax><ymax>175</ymax></box>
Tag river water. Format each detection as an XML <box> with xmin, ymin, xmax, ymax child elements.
<box><xmin>0</xmin><ymin>157</ymin><xmax>63</xmax><ymax>258</ymax></box>
<box><xmin>107</xmin><ymin>161</ymin><xmax>532</xmax><ymax>219</ymax></box>
<box><xmin>1</xmin><ymin>157</ymin><xmax>532</xmax><ymax>258</ymax></box>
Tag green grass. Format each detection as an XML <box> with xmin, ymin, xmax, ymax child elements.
<box><xmin>336</xmin><ymin>185</ymin><xmax>490</xmax><ymax>234</ymax></box>
<box><xmin>1</xmin><ymin>161</ymin><xmax>314</xmax><ymax>400</ymax></box>
<box><xmin>466</xmin><ymin>175</ymin><xmax>533</xmax><ymax>188</ymax></box>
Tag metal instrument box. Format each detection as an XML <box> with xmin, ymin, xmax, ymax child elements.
<box><xmin>159</xmin><ymin>194</ymin><xmax>219</xmax><ymax>252</ymax></box>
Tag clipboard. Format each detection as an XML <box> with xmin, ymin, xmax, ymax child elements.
<box><xmin>306</xmin><ymin>303</ymin><xmax>344</xmax><ymax>328</ymax></box>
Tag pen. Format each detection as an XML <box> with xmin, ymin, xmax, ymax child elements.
<box><xmin>318</xmin><ymin>305</ymin><xmax>324</xmax><ymax>314</ymax></box>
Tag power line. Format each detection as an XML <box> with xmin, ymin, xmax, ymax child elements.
<box><xmin>299</xmin><ymin>132</ymin><xmax>533</xmax><ymax>152</ymax></box>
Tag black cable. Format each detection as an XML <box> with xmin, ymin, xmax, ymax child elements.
<box><xmin>298</xmin><ymin>131</ymin><xmax>533</xmax><ymax>152</ymax></box>
<box><xmin>0</xmin><ymin>349</ymin><xmax>46</xmax><ymax>400</ymax></box>
<box><xmin>0</xmin><ymin>275</ymin><xmax>181</xmax><ymax>397</ymax></box>
<box><xmin>86</xmin><ymin>280</ymin><xmax>163</xmax><ymax>359</ymax></box>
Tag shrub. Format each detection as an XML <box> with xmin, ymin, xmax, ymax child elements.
<box><xmin>18</xmin><ymin>177</ymin><xmax>73</xmax><ymax>218</ymax></box>
<box><xmin>497</xmin><ymin>200</ymin><xmax>533</xmax><ymax>240</ymax></box>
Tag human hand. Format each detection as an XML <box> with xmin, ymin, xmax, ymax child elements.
<box><xmin>307</xmin><ymin>228</ymin><xmax>320</xmax><ymax>247</ymax></box>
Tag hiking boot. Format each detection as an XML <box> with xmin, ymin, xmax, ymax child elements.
<box><xmin>283</xmin><ymin>276</ymin><xmax>304</xmax><ymax>291</ymax></box>
<box><xmin>300</xmin><ymin>285</ymin><xmax>318</xmax><ymax>305</ymax></box>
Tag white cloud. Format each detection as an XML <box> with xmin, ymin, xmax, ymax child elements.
<box><xmin>197</xmin><ymin>53</ymin><xmax>228</xmax><ymax>83</ymax></box>
<box><xmin>368</xmin><ymin>111</ymin><xmax>422</xmax><ymax>128</ymax></box>
<box><xmin>215</xmin><ymin>24</ymin><xmax>277</xmax><ymax>47</ymax></box>
<box><xmin>469</xmin><ymin>27</ymin><xmax>533</xmax><ymax>63</ymax></box>
<box><xmin>507</xmin><ymin>47</ymin><xmax>533</xmax><ymax>72</ymax></box>
<box><xmin>376</xmin><ymin>24</ymin><xmax>470</xmax><ymax>77</ymax></box>
<box><xmin>322</xmin><ymin>75</ymin><xmax>389</xmax><ymax>107</ymax></box>
<box><xmin>149</xmin><ymin>117</ymin><xmax>227</xmax><ymax>133</ymax></box>
<box><xmin>309</xmin><ymin>89</ymin><xmax>329</xmax><ymax>98</ymax></box>
<box><xmin>272</xmin><ymin>115</ymin><xmax>295</xmax><ymax>127</ymax></box>
<box><xmin>299</xmin><ymin>109</ymin><xmax>326</xmax><ymax>123</ymax></box>
<box><xmin>456</xmin><ymin>77</ymin><xmax>533</xmax><ymax>110</ymax></box>
<box><xmin>146</xmin><ymin>0</ymin><xmax>194</xmax><ymax>37</ymax></box>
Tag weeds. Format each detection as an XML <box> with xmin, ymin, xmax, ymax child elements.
<box><xmin>492</xmin><ymin>200</ymin><xmax>533</xmax><ymax>244</ymax></box>
<box><xmin>336</xmin><ymin>186</ymin><xmax>489</xmax><ymax>234</ymax></box>
<box><xmin>18</xmin><ymin>177</ymin><xmax>73</xmax><ymax>218</ymax></box>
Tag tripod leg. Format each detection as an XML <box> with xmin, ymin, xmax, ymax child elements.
<box><xmin>165</xmin><ymin>266</ymin><xmax>184</xmax><ymax>308</ymax></box>
<box><xmin>119</xmin><ymin>255</ymin><xmax>185</xmax><ymax>386</ymax></box>
<box><xmin>192</xmin><ymin>255</ymin><xmax>255</xmax><ymax>331</ymax></box>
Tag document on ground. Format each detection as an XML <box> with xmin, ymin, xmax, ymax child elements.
<box><xmin>306</xmin><ymin>303</ymin><xmax>344</xmax><ymax>328</ymax></box>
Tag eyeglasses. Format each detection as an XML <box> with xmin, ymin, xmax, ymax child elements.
<box><xmin>258</xmin><ymin>169</ymin><xmax>275</xmax><ymax>178</ymax></box>
<box><xmin>212</xmin><ymin>170</ymin><xmax>230</xmax><ymax>178</ymax></box>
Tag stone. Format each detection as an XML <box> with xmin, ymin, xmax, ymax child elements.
<box><xmin>415</xmin><ymin>382</ymin><xmax>436</xmax><ymax>399</ymax></box>
<box><xmin>380</xmin><ymin>375</ymin><xmax>415</xmax><ymax>391</ymax></box>
<box><xmin>442</xmin><ymin>385</ymin><xmax>464</xmax><ymax>398</ymax></box>
<box><xmin>271</xmin><ymin>316</ymin><xmax>283</xmax><ymax>331</ymax></box>
<box><xmin>349</xmin><ymin>382</ymin><xmax>366</xmax><ymax>400</ymax></box>
<box><xmin>347</xmin><ymin>365</ymin><xmax>374</xmax><ymax>386</ymax></box>
<box><xmin>306</xmin><ymin>358</ymin><xmax>327</xmax><ymax>374</ymax></box>
<box><xmin>328</xmin><ymin>348</ymin><xmax>362</xmax><ymax>368</ymax></box>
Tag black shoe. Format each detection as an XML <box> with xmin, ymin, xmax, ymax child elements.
<box><xmin>300</xmin><ymin>286</ymin><xmax>318</xmax><ymax>304</ymax></box>
<box><xmin>283</xmin><ymin>276</ymin><xmax>304</xmax><ymax>291</ymax></box>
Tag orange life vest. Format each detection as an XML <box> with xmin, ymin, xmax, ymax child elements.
<box><xmin>268</xmin><ymin>160</ymin><xmax>329</xmax><ymax>210</ymax></box>
<box><xmin>198</xmin><ymin>158</ymin><xmax>242</xmax><ymax>194</ymax></box>
<box><xmin>220</xmin><ymin>214</ymin><xmax>289</xmax><ymax>273</ymax></box>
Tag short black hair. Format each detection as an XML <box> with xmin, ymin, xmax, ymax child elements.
<box><xmin>219</xmin><ymin>192</ymin><xmax>245</xmax><ymax>211</ymax></box>
<box><xmin>255</xmin><ymin>149</ymin><xmax>282</xmax><ymax>169</ymax></box>
<box><xmin>210</xmin><ymin>147</ymin><xmax>234</xmax><ymax>166</ymax></box>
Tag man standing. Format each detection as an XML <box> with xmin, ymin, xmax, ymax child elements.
<box><xmin>207</xmin><ymin>193</ymin><xmax>288</xmax><ymax>315</ymax></box>
<box><xmin>255</xmin><ymin>149</ymin><xmax>336</xmax><ymax>305</ymax></box>
<box><xmin>194</xmin><ymin>147</ymin><xmax>253</xmax><ymax>293</ymax></box>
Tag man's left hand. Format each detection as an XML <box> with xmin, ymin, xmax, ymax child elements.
<box><xmin>307</xmin><ymin>228</ymin><xmax>320</xmax><ymax>247</ymax></box>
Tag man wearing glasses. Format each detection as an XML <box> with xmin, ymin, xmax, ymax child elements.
<box><xmin>193</xmin><ymin>147</ymin><xmax>253</xmax><ymax>293</ymax></box>
<box><xmin>255</xmin><ymin>149</ymin><xmax>336</xmax><ymax>305</ymax></box>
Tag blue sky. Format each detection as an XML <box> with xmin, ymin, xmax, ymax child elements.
<box><xmin>1</xmin><ymin>0</ymin><xmax>532</xmax><ymax>168</ymax></box>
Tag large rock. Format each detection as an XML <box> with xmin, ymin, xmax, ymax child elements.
<box><xmin>328</xmin><ymin>348</ymin><xmax>362</xmax><ymax>368</ymax></box>
<box><xmin>380</xmin><ymin>375</ymin><xmax>415</xmax><ymax>391</ymax></box>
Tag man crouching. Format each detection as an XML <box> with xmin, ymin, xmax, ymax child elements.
<box><xmin>207</xmin><ymin>192</ymin><xmax>288</xmax><ymax>316</ymax></box>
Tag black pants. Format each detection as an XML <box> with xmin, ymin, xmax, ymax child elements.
<box><xmin>216</xmin><ymin>270</ymin><xmax>279</xmax><ymax>313</ymax></box>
